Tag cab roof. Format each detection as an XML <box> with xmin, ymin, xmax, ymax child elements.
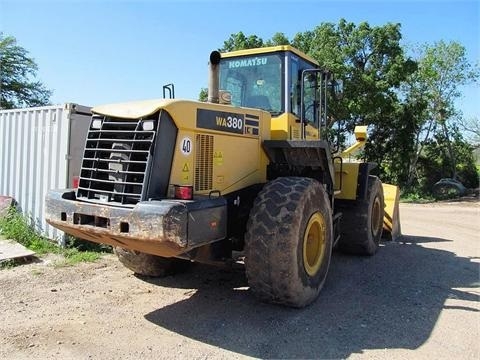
<box><xmin>221</xmin><ymin>45</ymin><xmax>319</xmax><ymax>66</ymax></box>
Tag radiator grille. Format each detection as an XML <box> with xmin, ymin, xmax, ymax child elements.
<box><xmin>195</xmin><ymin>134</ymin><xmax>213</xmax><ymax>191</ymax></box>
<box><xmin>76</xmin><ymin>117</ymin><xmax>156</xmax><ymax>206</ymax></box>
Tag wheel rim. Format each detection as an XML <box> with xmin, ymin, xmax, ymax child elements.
<box><xmin>303</xmin><ymin>212</ymin><xmax>326</xmax><ymax>276</ymax></box>
<box><xmin>371</xmin><ymin>196</ymin><xmax>382</xmax><ymax>237</ymax></box>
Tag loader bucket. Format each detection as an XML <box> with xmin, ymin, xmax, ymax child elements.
<box><xmin>382</xmin><ymin>183</ymin><xmax>401</xmax><ymax>241</ymax></box>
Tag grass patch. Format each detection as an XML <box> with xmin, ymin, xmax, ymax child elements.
<box><xmin>0</xmin><ymin>207</ymin><xmax>59</xmax><ymax>255</ymax></box>
<box><xmin>0</xmin><ymin>207</ymin><xmax>106</xmax><ymax>268</ymax></box>
<box><xmin>61</xmin><ymin>248</ymin><xmax>102</xmax><ymax>266</ymax></box>
<box><xmin>400</xmin><ymin>192</ymin><xmax>435</xmax><ymax>203</ymax></box>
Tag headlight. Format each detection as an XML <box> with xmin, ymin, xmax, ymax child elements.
<box><xmin>91</xmin><ymin>116</ymin><xmax>103</xmax><ymax>129</ymax></box>
<box><xmin>142</xmin><ymin>120</ymin><xmax>155</xmax><ymax>131</ymax></box>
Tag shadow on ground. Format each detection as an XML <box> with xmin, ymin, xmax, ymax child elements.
<box><xmin>143</xmin><ymin>236</ymin><xmax>479</xmax><ymax>358</ymax></box>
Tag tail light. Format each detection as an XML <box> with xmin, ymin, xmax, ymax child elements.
<box><xmin>174</xmin><ymin>185</ymin><xmax>193</xmax><ymax>200</ymax></box>
<box><xmin>72</xmin><ymin>176</ymin><xmax>80</xmax><ymax>189</ymax></box>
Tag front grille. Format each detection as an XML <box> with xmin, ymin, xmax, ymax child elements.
<box><xmin>77</xmin><ymin>117</ymin><xmax>156</xmax><ymax>206</ymax></box>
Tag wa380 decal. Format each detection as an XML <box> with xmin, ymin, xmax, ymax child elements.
<box><xmin>197</xmin><ymin>109</ymin><xmax>244</xmax><ymax>135</ymax></box>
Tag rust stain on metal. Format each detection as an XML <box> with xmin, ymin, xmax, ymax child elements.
<box><xmin>48</xmin><ymin>219</ymin><xmax>185</xmax><ymax>258</ymax></box>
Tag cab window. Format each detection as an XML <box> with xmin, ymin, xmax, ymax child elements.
<box><xmin>219</xmin><ymin>54</ymin><xmax>283</xmax><ymax>114</ymax></box>
<box><xmin>289</xmin><ymin>55</ymin><xmax>318</xmax><ymax>124</ymax></box>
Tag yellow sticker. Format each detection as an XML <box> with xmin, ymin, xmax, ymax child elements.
<box><xmin>213</xmin><ymin>151</ymin><xmax>223</xmax><ymax>166</ymax></box>
<box><xmin>181</xmin><ymin>163</ymin><xmax>191</xmax><ymax>182</ymax></box>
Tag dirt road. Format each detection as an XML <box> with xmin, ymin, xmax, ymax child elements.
<box><xmin>1</xmin><ymin>201</ymin><xmax>479</xmax><ymax>359</ymax></box>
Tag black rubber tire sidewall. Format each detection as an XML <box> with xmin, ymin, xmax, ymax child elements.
<box><xmin>337</xmin><ymin>175</ymin><xmax>384</xmax><ymax>255</ymax></box>
<box><xmin>245</xmin><ymin>177</ymin><xmax>333</xmax><ymax>308</ymax></box>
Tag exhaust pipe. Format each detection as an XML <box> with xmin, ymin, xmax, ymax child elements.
<box><xmin>208</xmin><ymin>51</ymin><xmax>221</xmax><ymax>103</ymax></box>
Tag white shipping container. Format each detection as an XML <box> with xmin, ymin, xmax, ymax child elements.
<box><xmin>0</xmin><ymin>103</ymin><xmax>91</xmax><ymax>242</ymax></box>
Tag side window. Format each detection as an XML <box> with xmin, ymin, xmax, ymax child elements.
<box><xmin>290</xmin><ymin>57</ymin><xmax>317</xmax><ymax>123</ymax></box>
<box><xmin>302</xmin><ymin>72</ymin><xmax>317</xmax><ymax>124</ymax></box>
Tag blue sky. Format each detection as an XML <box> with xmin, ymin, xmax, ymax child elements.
<box><xmin>2</xmin><ymin>0</ymin><xmax>479</xmax><ymax>119</ymax></box>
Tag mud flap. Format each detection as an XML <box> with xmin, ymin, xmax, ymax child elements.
<box><xmin>382</xmin><ymin>183</ymin><xmax>401</xmax><ymax>241</ymax></box>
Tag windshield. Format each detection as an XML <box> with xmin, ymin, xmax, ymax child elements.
<box><xmin>219</xmin><ymin>54</ymin><xmax>283</xmax><ymax>114</ymax></box>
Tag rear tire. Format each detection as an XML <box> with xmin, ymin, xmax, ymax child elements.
<box><xmin>245</xmin><ymin>177</ymin><xmax>333</xmax><ymax>308</ymax></box>
<box><xmin>114</xmin><ymin>247</ymin><xmax>190</xmax><ymax>277</ymax></box>
<box><xmin>337</xmin><ymin>175</ymin><xmax>384</xmax><ymax>255</ymax></box>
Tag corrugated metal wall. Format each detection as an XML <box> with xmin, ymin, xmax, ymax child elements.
<box><xmin>0</xmin><ymin>105</ymin><xmax>72</xmax><ymax>241</ymax></box>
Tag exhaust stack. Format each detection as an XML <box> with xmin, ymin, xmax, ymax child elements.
<box><xmin>208</xmin><ymin>51</ymin><xmax>221</xmax><ymax>103</ymax></box>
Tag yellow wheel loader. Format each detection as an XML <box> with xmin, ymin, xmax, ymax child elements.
<box><xmin>46</xmin><ymin>46</ymin><xmax>400</xmax><ymax>308</ymax></box>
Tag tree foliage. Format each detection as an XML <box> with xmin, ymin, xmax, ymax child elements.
<box><xmin>402</xmin><ymin>41</ymin><xmax>480</xmax><ymax>189</ymax></box>
<box><xmin>0</xmin><ymin>33</ymin><xmax>51</xmax><ymax>109</ymax></box>
<box><xmin>265</xmin><ymin>32</ymin><xmax>290</xmax><ymax>47</ymax></box>
<box><xmin>291</xmin><ymin>20</ymin><xmax>419</xmax><ymax>186</ymax></box>
<box><xmin>220</xmin><ymin>31</ymin><xmax>264</xmax><ymax>52</ymax></box>
<box><xmin>198</xmin><ymin>87</ymin><xmax>208</xmax><ymax>102</ymax></box>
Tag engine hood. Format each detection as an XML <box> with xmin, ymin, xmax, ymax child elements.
<box><xmin>92</xmin><ymin>98</ymin><xmax>177</xmax><ymax>119</ymax></box>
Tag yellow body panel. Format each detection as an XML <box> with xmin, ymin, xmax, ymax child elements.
<box><xmin>270</xmin><ymin>113</ymin><xmax>291</xmax><ymax>139</ymax></box>
<box><xmin>163</xmin><ymin>100</ymin><xmax>270</xmax><ymax>196</ymax></box>
<box><xmin>334</xmin><ymin>162</ymin><xmax>360</xmax><ymax>200</ymax></box>
<box><xmin>270</xmin><ymin>112</ymin><xmax>319</xmax><ymax>140</ymax></box>
<box><xmin>335</xmin><ymin>125</ymin><xmax>368</xmax><ymax>200</ymax></box>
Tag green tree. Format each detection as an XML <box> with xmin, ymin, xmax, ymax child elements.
<box><xmin>404</xmin><ymin>41</ymin><xmax>479</xmax><ymax>187</ymax></box>
<box><xmin>220</xmin><ymin>32</ymin><xmax>264</xmax><ymax>52</ymax></box>
<box><xmin>198</xmin><ymin>87</ymin><xmax>208</xmax><ymax>102</ymax></box>
<box><xmin>292</xmin><ymin>20</ymin><xmax>417</xmax><ymax>184</ymax></box>
<box><xmin>265</xmin><ymin>32</ymin><xmax>290</xmax><ymax>46</ymax></box>
<box><xmin>0</xmin><ymin>33</ymin><xmax>51</xmax><ymax>109</ymax></box>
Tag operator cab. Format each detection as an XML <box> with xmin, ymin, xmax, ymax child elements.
<box><xmin>219</xmin><ymin>45</ymin><xmax>343</xmax><ymax>140</ymax></box>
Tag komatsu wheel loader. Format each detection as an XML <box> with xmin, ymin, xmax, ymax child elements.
<box><xmin>46</xmin><ymin>46</ymin><xmax>400</xmax><ymax>308</ymax></box>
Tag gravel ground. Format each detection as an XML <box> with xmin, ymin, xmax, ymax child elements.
<box><xmin>0</xmin><ymin>201</ymin><xmax>479</xmax><ymax>359</ymax></box>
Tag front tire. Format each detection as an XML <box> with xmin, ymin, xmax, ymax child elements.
<box><xmin>245</xmin><ymin>177</ymin><xmax>333</xmax><ymax>308</ymax></box>
<box><xmin>114</xmin><ymin>247</ymin><xmax>190</xmax><ymax>277</ymax></box>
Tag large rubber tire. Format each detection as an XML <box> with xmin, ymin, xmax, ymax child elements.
<box><xmin>337</xmin><ymin>175</ymin><xmax>384</xmax><ymax>255</ymax></box>
<box><xmin>113</xmin><ymin>247</ymin><xmax>190</xmax><ymax>277</ymax></box>
<box><xmin>245</xmin><ymin>177</ymin><xmax>333</xmax><ymax>308</ymax></box>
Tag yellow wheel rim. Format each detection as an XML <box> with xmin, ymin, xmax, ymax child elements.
<box><xmin>371</xmin><ymin>196</ymin><xmax>382</xmax><ymax>237</ymax></box>
<box><xmin>303</xmin><ymin>212</ymin><xmax>326</xmax><ymax>277</ymax></box>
